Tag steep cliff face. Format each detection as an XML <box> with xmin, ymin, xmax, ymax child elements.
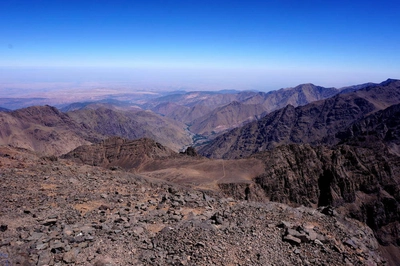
<box><xmin>200</xmin><ymin>79</ymin><xmax>400</xmax><ymax>159</ymax></box>
<box><xmin>251</xmin><ymin>144</ymin><xmax>400</xmax><ymax>247</ymax></box>
<box><xmin>336</xmin><ymin>102</ymin><xmax>400</xmax><ymax>156</ymax></box>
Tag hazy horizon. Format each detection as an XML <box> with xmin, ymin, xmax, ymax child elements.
<box><xmin>1</xmin><ymin>1</ymin><xmax>399</xmax><ymax>95</ymax></box>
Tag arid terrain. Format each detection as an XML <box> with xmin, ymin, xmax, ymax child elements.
<box><xmin>1</xmin><ymin>79</ymin><xmax>400</xmax><ymax>265</ymax></box>
<box><xmin>0</xmin><ymin>146</ymin><xmax>388</xmax><ymax>265</ymax></box>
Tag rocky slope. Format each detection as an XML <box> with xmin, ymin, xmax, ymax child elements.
<box><xmin>62</xmin><ymin>137</ymin><xmax>176</xmax><ymax>170</ymax></box>
<box><xmin>189</xmin><ymin>101</ymin><xmax>267</xmax><ymax>136</ymax></box>
<box><xmin>0</xmin><ymin>104</ymin><xmax>193</xmax><ymax>156</ymax></box>
<box><xmin>200</xmin><ymin>79</ymin><xmax>400</xmax><ymax>159</ymax></box>
<box><xmin>0</xmin><ymin>105</ymin><xmax>93</xmax><ymax>156</ymax></box>
<box><xmin>152</xmin><ymin>102</ymin><xmax>212</xmax><ymax>124</ymax></box>
<box><xmin>67</xmin><ymin>107</ymin><xmax>192</xmax><ymax>152</ymax></box>
<box><xmin>336</xmin><ymin>102</ymin><xmax>400</xmax><ymax>156</ymax></box>
<box><xmin>0</xmin><ymin>146</ymin><xmax>387</xmax><ymax>265</ymax></box>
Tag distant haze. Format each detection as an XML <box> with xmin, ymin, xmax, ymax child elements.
<box><xmin>1</xmin><ymin>1</ymin><xmax>399</xmax><ymax>95</ymax></box>
<box><xmin>0</xmin><ymin>67</ymin><xmax>395</xmax><ymax>98</ymax></box>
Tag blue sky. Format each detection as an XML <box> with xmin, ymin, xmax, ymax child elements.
<box><xmin>1</xmin><ymin>0</ymin><xmax>399</xmax><ymax>92</ymax></box>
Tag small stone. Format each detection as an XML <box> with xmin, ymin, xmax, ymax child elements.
<box><xmin>314</xmin><ymin>239</ymin><xmax>324</xmax><ymax>246</ymax></box>
<box><xmin>38</xmin><ymin>250</ymin><xmax>53</xmax><ymax>265</ymax></box>
<box><xmin>132</xmin><ymin>226</ymin><xmax>144</xmax><ymax>236</ymax></box>
<box><xmin>196</xmin><ymin>242</ymin><xmax>205</xmax><ymax>247</ymax></box>
<box><xmin>63</xmin><ymin>248</ymin><xmax>79</xmax><ymax>263</ymax></box>
<box><xmin>36</xmin><ymin>243</ymin><xmax>49</xmax><ymax>250</ymax></box>
<box><xmin>94</xmin><ymin>257</ymin><xmax>115</xmax><ymax>266</ymax></box>
<box><xmin>277</xmin><ymin>221</ymin><xmax>292</xmax><ymax>229</ymax></box>
<box><xmin>85</xmin><ymin>236</ymin><xmax>95</xmax><ymax>242</ymax></box>
<box><xmin>43</xmin><ymin>219</ymin><xmax>57</xmax><ymax>226</ymax></box>
<box><xmin>344</xmin><ymin>239</ymin><xmax>357</xmax><ymax>249</ymax></box>
<box><xmin>283</xmin><ymin>235</ymin><xmax>301</xmax><ymax>245</ymax></box>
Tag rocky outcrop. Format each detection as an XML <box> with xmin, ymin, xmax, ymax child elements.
<box><xmin>248</xmin><ymin>143</ymin><xmax>400</xmax><ymax>250</ymax></box>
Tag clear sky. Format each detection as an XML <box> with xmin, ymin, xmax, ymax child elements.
<box><xmin>1</xmin><ymin>0</ymin><xmax>399</xmax><ymax>92</ymax></box>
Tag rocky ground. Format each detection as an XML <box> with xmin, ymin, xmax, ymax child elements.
<box><xmin>0</xmin><ymin>146</ymin><xmax>387</xmax><ymax>265</ymax></box>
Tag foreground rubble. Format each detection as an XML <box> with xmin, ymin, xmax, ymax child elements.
<box><xmin>0</xmin><ymin>147</ymin><xmax>386</xmax><ymax>265</ymax></box>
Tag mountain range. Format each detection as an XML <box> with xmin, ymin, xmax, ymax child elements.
<box><xmin>200</xmin><ymin>79</ymin><xmax>400</xmax><ymax>158</ymax></box>
<box><xmin>1</xmin><ymin>78</ymin><xmax>400</xmax><ymax>265</ymax></box>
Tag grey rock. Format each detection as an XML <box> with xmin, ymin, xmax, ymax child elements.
<box><xmin>43</xmin><ymin>219</ymin><xmax>57</xmax><ymax>226</ymax></box>
<box><xmin>63</xmin><ymin>248</ymin><xmax>80</xmax><ymax>263</ymax></box>
<box><xmin>283</xmin><ymin>235</ymin><xmax>301</xmax><ymax>245</ymax></box>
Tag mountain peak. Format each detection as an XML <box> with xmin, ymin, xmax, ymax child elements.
<box><xmin>380</xmin><ymin>78</ymin><xmax>399</xmax><ymax>86</ymax></box>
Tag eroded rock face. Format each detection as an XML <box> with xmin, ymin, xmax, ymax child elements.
<box><xmin>249</xmin><ymin>143</ymin><xmax>400</xmax><ymax>249</ymax></box>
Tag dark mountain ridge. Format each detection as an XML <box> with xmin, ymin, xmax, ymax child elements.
<box><xmin>200</xmin><ymin>79</ymin><xmax>400</xmax><ymax>159</ymax></box>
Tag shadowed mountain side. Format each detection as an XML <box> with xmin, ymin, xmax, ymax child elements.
<box><xmin>250</xmin><ymin>143</ymin><xmax>400</xmax><ymax>249</ymax></box>
<box><xmin>0</xmin><ymin>105</ymin><xmax>94</xmax><ymax>156</ymax></box>
<box><xmin>67</xmin><ymin>107</ymin><xmax>192</xmax><ymax>151</ymax></box>
<box><xmin>338</xmin><ymin>82</ymin><xmax>377</xmax><ymax>94</ymax></box>
<box><xmin>200</xmin><ymin>79</ymin><xmax>400</xmax><ymax>159</ymax></box>
<box><xmin>336</xmin><ymin>103</ymin><xmax>400</xmax><ymax>156</ymax></box>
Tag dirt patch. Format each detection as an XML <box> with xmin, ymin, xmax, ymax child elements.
<box><xmin>74</xmin><ymin>201</ymin><xmax>104</xmax><ymax>215</ymax></box>
<box><xmin>140</xmin><ymin>158</ymin><xmax>264</xmax><ymax>191</ymax></box>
